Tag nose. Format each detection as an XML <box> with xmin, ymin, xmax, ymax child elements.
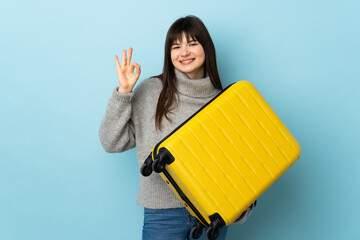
<box><xmin>180</xmin><ymin>46</ymin><xmax>190</xmax><ymax>56</ymax></box>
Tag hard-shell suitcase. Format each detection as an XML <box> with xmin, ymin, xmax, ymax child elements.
<box><xmin>140</xmin><ymin>81</ymin><xmax>301</xmax><ymax>240</ymax></box>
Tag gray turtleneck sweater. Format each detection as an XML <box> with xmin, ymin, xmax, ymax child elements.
<box><xmin>99</xmin><ymin>68</ymin><xmax>221</xmax><ymax>209</ymax></box>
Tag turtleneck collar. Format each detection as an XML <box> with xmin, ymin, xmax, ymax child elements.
<box><xmin>174</xmin><ymin>68</ymin><xmax>219</xmax><ymax>98</ymax></box>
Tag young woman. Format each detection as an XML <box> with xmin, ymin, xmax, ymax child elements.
<box><xmin>99</xmin><ymin>15</ymin><xmax>254</xmax><ymax>240</ymax></box>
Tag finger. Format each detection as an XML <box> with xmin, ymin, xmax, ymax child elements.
<box><xmin>135</xmin><ymin>64</ymin><xmax>141</xmax><ymax>77</ymax></box>
<box><xmin>121</xmin><ymin>49</ymin><xmax>127</xmax><ymax>66</ymax></box>
<box><xmin>115</xmin><ymin>55</ymin><xmax>120</xmax><ymax>67</ymax></box>
<box><xmin>115</xmin><ymin>55</ymin><xmax>126</xmax><ymax>85</ymax></box>
<box><xmin>115</xmin><ymin>55</ymin><xmax>121</xmax><ymax>74</ymax></box>
<box><xmin>127</xmin><ymin>47</ymin><xmax>133</xmax><ymax>66</ymax></box>
<box><xmin>129</xmin><ymin>62</ymin><xmax>136</xmax><ymax>73</ymax></box>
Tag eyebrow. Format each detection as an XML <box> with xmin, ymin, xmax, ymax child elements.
<box><xmin>172</xmin><ymin>39</ymin><xmax>197</xmax><ymax>45</ymax></box>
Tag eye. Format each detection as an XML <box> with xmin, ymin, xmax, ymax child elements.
<box><xmin>171</xmin><ymin>46</ymin><xmax>180</xmax><ymax>50</ymax></box>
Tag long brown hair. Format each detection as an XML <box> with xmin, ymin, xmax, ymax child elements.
<box><xmin>153</xmin><ymin>15</ymin><xmax>223</xmax><ymax>130</ymax></box>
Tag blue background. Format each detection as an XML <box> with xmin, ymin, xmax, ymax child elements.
<box><xmin>1</xmin><ymin>0</ymin><xmax>359</xmax><ymax>239</ymax></box>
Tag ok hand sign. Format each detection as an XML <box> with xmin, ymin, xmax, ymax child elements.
<box><xmin>115</xmin><ymin>47</ymin><xmax>141</xmax><ymax>94</ymax></box>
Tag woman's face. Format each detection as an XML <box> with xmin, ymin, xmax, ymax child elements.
<box><xmin>170</xmin><ymin>32</ymin><xmax>205</xmax><ymax>79</ymax></box>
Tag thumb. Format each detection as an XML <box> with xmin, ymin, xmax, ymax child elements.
<box><xmin>129</xmin><ymin>62</ymin><xmax>137</xmax><ymax>73</ymax></box>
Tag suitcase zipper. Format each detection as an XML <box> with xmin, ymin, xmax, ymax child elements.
<box><xmin>162</xmin><ymin>169</ymin><xmax>209</xmax><ymax>226</ymax></box>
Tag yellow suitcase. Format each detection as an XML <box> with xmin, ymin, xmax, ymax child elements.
<box><xmin>141</xmin><ymin>81</ymin><xmax>301</xmax><ymax>240</ymax></box>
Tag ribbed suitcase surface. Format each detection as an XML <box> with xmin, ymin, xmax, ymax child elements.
<box><xmin>143</xmin><ymin>81</ymin><xmax>301</xmax><ymax>229</ymax></box>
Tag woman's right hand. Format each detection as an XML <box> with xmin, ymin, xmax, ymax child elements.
<box><xmin>115</xmin><ymin>47</ymin><xmax>141</xmax><ymax>94</ymax></box>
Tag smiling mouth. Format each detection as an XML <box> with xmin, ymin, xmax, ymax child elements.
<box><xmin>180</xmin><ymin>59</ymin><xmax>195</xmax><ymax>64</ymax></box>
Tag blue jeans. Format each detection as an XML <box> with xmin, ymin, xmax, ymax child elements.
<box><xmin>142</xmin><ymin>207</ymin><xmax>228</xmax><ymax>240</ymax></box>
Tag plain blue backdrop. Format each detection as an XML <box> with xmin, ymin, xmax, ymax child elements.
<box><xmin>1</xmin><ymin>0</ymin><xmax>359</xmax><ymax>239</ymax></box>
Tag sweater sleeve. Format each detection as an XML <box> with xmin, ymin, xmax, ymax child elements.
<box><xmin>99</xmin><ymin>87</ymin><xmax>136</xmax><ymax>153</ymax></box>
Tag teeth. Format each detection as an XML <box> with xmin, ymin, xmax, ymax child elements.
<box><xmin>181</xmin><ymin>59</ymin><xmax>194</xmax><ymax>63</ymax></box>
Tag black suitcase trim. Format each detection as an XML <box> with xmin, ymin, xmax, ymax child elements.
<box><xmin>162</xmin><ymin>169</ymin><xmax>209</xmax><ymax>226</ymax></box>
